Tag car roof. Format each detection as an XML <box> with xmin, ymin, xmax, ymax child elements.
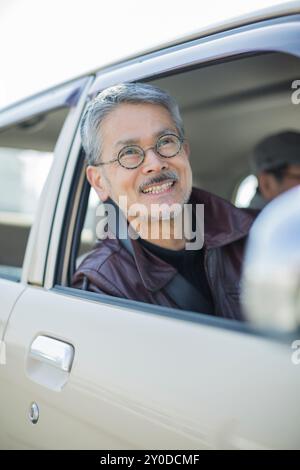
<box><xmin>1</xmin><ymin>1</ymin><xmax>300</xmax><ymax>113</ymax></box>
<box><xmin>86</xmin><ymin>0</ymin><xmax>300</xmax><ymax>75</ymax></box>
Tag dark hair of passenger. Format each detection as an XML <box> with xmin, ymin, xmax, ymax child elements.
<box><xmin>266</xmin><ymin>164</ymin><xmax>289</xmax><ymax>182</ymax></box>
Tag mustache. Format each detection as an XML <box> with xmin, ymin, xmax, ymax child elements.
<box><xmin>139</xmin><ymin>170</ymin><xmax>179</xmax><ymax>192</ymax></box>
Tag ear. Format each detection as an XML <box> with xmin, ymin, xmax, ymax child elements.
<box><xmin>258</xmin><ymin>172</ymin><xmax>280</xmax><ymax>201</ymax></box>
<box><xmin>86</xmin><ymin>165</ymin><xmax>110</xmax><ymax>202</ymax></box>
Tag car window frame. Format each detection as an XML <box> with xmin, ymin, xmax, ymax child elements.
<box><xmin>89</xmin><ymin>14</ymin><xmax>300</xmax><ymax>97</ymax></box>
<box><xmin>46</xmin><ymin>14</ymin><xmax>300</xmax><ymax>341</ymax></box>
<box><xmin>19</xmin><ymin>77</ymin><xmax>93</xmax><ymax>286</ymax></box>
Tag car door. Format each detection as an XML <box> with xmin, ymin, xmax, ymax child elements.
<box><xmin>1</xmin><ymin>14</ymin><xmax>300</xmax><ymax>450</ymax></box>
<box><xmin>0</xmin><ymin>76</ymin><xmax>93</xmax><ymax>446</ymax></box>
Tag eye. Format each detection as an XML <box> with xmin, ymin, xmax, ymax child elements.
<box><xmin>123</xmin><ymin>147</ymin><xmax>138</xmax><ymax>156</ymax></box>
<box><xmin>159</xmin><ymin>136</ymin><xmax>174</xmax><ymax>146</ymax></box>
<box><xmin>119</xmin><ymin>146</ymin><xmax>142</xmax><ymax>160</ymax></box>
<box><xmin>156</xmin><ymin>135</ymin><xmax>181</xmax><ymax>157</ymax></box>
<box><xmin>119</xmin><ymin>146</ymin><xmax>144</xmax><ymax>168</ymax></box>
<box><xmin>157</xmin><ymin>134</ymin><xmax>180</xmax><ymax>147</ymax></box>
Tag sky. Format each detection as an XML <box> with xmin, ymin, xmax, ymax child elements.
<box><xmin>0</xmin><ymin>0</ymin><xmax>293</xmax><ymax>109</ymax></box>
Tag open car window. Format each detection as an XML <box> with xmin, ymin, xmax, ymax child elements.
<box><xmin>56</xmin><ymin>50</ymin><xmax>300</xmax><ymax>325</ymax></box>
<box><xmin>75</xmin><ymin>51</ymin><xmax>300</xmax><ymax>263</ymax></box>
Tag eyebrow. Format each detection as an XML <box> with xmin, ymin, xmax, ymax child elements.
<box><xmin>114</xmin><ymin>128</ymin><xmax>178</xmax><ymax>149</ymax></box>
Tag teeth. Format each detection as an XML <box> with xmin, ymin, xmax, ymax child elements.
<box><xmin>142</xmin><ymin>181</ymin><xmax>174</xmax><ymax>194</ymax></box>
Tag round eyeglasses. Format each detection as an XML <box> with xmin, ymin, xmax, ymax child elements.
<box><xmin>95</xmin><ymin>133</ymin><xmax>184</xmax><ymax>169</ymax></box>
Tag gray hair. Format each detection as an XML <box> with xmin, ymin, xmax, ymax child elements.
<box><xmin>80</xmin><ymin>82</ymin><xmax>185</xmax><ymax>166</ymax></box>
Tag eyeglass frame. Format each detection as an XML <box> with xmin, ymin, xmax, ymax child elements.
<box><xmin>92</xmin><ymin>132</ymin><xmax>185</xmax><ymax>169</ymax></box>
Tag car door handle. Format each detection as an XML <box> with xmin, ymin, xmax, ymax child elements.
<box><xmin>29</xmin><ymin>336</ymin><xmax>75</xmax><ymax>372</ymax></box>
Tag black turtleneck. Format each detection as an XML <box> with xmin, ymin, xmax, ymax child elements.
<box><xmin>138</xmin><ymin>238</ymin><xmax>214</xmax><ymax>315</ymax></box>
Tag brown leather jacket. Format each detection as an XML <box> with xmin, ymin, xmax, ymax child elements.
<box><xmin>72</xmin><ymin>187</ymin><xmax>257</xmax><ymax>321</ymax></box>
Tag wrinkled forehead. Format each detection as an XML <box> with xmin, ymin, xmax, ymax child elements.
<box><xmin>101</xmin><ymin>102</ymin><xmax>178</xmax><ymax>149</ymax></box>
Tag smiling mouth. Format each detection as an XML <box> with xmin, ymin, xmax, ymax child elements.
<box><xmin>141</xmin><ymin>180</ymin><xmax>176</xmax><ymax>195</ymax></box>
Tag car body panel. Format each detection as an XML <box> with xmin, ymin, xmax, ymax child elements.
<box><xmin>0</xmin><ymin>280</ymin><xmax>25</xmax><ymax>340</ymax></box>
<box><xmin>0</xmin><ymin>287</ymin><xmax>299</xmax><ymax>449</ymax></box>
<box><xmin>0</xmin><ymin>77</ymin><xmax>89</xmax><ymax>129</ymax></box>
<box><xmin>0</xmin><ymin>10</ymin><xmax>300</xmax><ymax>450</ymax></box>
<box><xmin>65</xmin><ymin>2</ymin><xmax>300</xmax><ymax>85</ymax></box>
<box><xmin>89</xmin><ymin>15</ymin><xmax>300</xmax><ymax>96</ymax></box>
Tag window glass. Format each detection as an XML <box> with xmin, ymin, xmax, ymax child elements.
<box><xmin>0</xmin><ymin>108</ymin><xmax>69</xmax><ymax>280</ymax></box>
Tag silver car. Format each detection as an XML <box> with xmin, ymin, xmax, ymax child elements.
<box><xmin>0</xmin><ymin>3</ymin><xmax>300</xmax><ymax>449</ymax></box>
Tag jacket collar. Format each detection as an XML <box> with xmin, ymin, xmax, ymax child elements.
<box><xmin>105</xmin><ymin>187</ymin><xmax>256</xmax><ymax>292</ymax></box>
<box><xmin>190</xmin><ymin>187</ymin><xmax>256</xmax><ymax>249</ymax></box>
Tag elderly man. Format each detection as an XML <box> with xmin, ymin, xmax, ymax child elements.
<box><xmin>72</xmin><ymin>82</ymin><xmax>255</xmax><ymax>321</ymax></box>
<box><xmin>249</xmin><ymin>131</ymin><xmax>300</xmax><ymax>210</ymax></box>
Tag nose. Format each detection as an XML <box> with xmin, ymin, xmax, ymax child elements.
<box><xmin>141</xmin><ymin>147</ymin><xmax>169</xmax><ymax>174</ymax></box>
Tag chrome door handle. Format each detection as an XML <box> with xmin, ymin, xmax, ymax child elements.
<box><xmin>29</xmin><ymin>336</ymin><xmax>74</xmax><ymax>372</ymax></box>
